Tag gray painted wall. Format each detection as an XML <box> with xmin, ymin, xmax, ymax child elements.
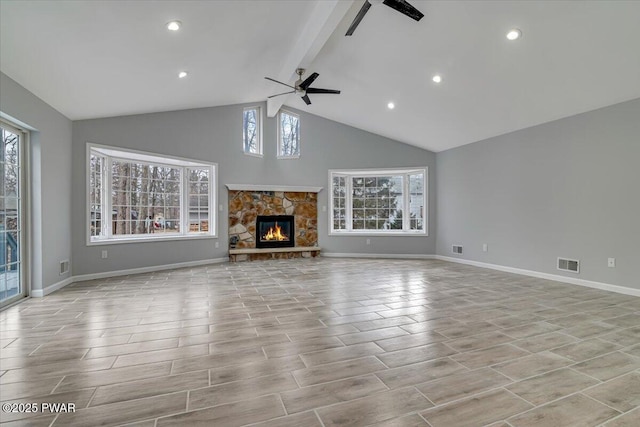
<box><xmin>72</xmin><ymin>103</ymin><xmax>436</xmax><ymax>275</ymax></box>
<box><xmin>7</xmin><ymin>66</ymin><xmax>636</xmax><ymax>293</ymax></box>
<box><xmin>0</xmin><ymin>72</ymin><xmax>73</xmax><ymax>291</ymax></box>
<box><xmin>436</xmin><ymin>98</ymin><xmax>640</xmax><ymax>290</ymax></box>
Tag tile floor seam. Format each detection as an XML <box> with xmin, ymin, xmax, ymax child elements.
<box><xmin>412</xmin><ymin>385</ymin><xmax>436</xmax><ymax>407</ymax></box>
<box><xmin>506</xmin><ymin>390</ymin><xmax>619</xmax><ymax>423</ymax></box>
<box><xmin>567</xmin><ymin>365</ymin><xmax>607</xmax><ymax>383</ymax></box>
<box><xmin>47</xmin><ymin>413</ymin><xmax>59</xmax><ymax>427</ymax></box>
<box><xmin>313</xmin><ymin>408</ymin><xmax>327</xmax><ymax>427</ymax></box>
<box><xmin>419</xmin><ymin>412</ymin><xmax>433</xmax><ymax>426</ymax></box>
<box><xmin>49</xmin><ymin>375</ymin><xmax>67</xmax><ymax>394</ymax></box>
<box><xmin>500</xmin><ymin>385</ymin><xmax>544</xmax><ymax>408</ymax></box>
<box><xmin>84</xmin><ymin>385</ymin><xmax>100</xmax><ymax>408</ymax></box>
<box><xmin>597</xmin><ymin>406</ymin><xmax>639</xmax><ymax>426</ymax></box>
<box><xmin>424</xmin><ymin>384</ymin><xmax>525</xmax><ymax>411</ymax></box>
<box><xmin>276</xmin><ymin>392</ymin><xmax>288</xmax><ymax>416</ymax></box>
<box><xmin>579</xmin><ymin>392</ymin><xmax>625</xmax><ymax>416</ymax></box>
<box><xmin>486</xmin><ymin>365</ymin><xmax>519</xmax><ymax>384</ymax></box>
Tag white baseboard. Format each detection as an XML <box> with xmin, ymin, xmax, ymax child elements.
<box><xmin>31</xmin><ymin>258</ymin><xmax>228</xmax><ymax>297</ymax></box>
<box><xmin>29</xmin><ymin>254</ymin><xmax>639</xmax><ymax>298</ymax></box>
<box><xmin>322</xmin><ymin>252</ymin><xmax>437</xmax><ymax>260</ymax></box>
<box><xmin>31</xmin><ymin>277</ymin><xmax>74</xmax><ymax>298</ymax></box>
<box><xmin>435</xmin><ymin>255</ymin><xmax>640</xmax><ymax>297</ymax></box>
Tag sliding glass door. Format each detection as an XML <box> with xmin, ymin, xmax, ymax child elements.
<box><xmin>1</xmin><ymin>121</ymin><xmax>27</xmax><ymax>307</ymax></box>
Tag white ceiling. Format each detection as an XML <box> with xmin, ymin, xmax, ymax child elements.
<box><xmin>2</xmin><ymin>0</ymin><xmax>640</xmax><ymax>152</ymax></box>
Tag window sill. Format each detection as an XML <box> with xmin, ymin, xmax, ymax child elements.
<box><xmin>329</xmin><ymin>231</ymin><xmax>428</xmax><ymax>237</ymax></box>
<box><xmin>277</xmin><ymin>155</ymin><xmax>300</xmax><ymax>160</ymax></box>
<box><xmin>88</xmin><ymin>233</ymin><xmax>217</xmax><ymax>246</ymax></box>
<box><xmin>243</xmin><ymin>152</ymin><xmax>263</xmax><ymax>158</ymax></box>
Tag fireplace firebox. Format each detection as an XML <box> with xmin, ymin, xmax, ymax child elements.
<box><xmin>256</xmin><ymin>215</ymin><xmax>295</xmax><ymax>248</ymax></box>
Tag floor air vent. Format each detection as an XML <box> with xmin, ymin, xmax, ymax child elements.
<box><xmin>452</xmin><ymin>245</ymin><xmax>463</xmax><ymax>254</ymax></box>
<box><xmin>557</xmin><ymin>257</ymin><xmax>579</xmax><ymax>273</ymax></box>
<box><xmin>60</xmin><ymin>260</ymin><xmax>70</xmax><ymax>275</ymax></box>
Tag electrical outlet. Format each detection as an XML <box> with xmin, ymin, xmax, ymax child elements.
<box><xmin>215</xmin><ymin>241</ymin><xmax>219</xmax><ymax>248</ymax></box>
<box><xmin>101</xmin><ymin>250</ymin><xmax>108</xmax><ymax>259</ymax></box>
<box><xmin>219</xmin><ymin>204</ymin><xmax>224</xmax><ymax>212</ymax></box>
<box><xmin>366</xmin><ymin>238</ymin><xmax>371</xmax><ymax>245</ymax></box>
<box><xmin>322</xmin><ymin>205</ymin><xmax>327</xmax><ymax>212</ymax></box>
<box><xmin>482</xmin><ymin>243</ymin><xmax>488</xmax><ymax>252</ymax></box>
<box><xmin>608</xmin><ymin>258</ymin><xmax>616</xmax><ymax>268</ymax></box>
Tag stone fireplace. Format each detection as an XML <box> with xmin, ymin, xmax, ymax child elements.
<box><xmin>226</xmin><ymin>184</ymin><xmax>321</xmax><ymax>261</ymax></box>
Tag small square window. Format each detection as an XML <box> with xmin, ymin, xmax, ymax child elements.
<box><xmin>278</xmin><ymin>110</ymin><xmax>300</xmax><ymax>158</ymax></box>
<box><xmin>243</xmin><ymin>106</ymin><xmax>262</xmax><ymax>156</ymax></box>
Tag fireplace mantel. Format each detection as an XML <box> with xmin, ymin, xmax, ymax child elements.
<box><xmin>225</xmin><ymin>184</ymin><xmax>323</xmax><ymax>193</ymax></box>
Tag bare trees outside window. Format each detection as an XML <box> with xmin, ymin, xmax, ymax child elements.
<box><xmin>278</xmin><ymin>110</ymin><xmax>300</xmax><ymax>158</ymax></box>
<box><xmin>243</xmin><ymin>107</ymin><xmax>262</xmax><ymax>156</ymax></box>
<box><xmin>88</xmin><ymin>145</ymin><xmax>216</xmax><ymax>243</ymax></box>
<box><xmin>1</xmin><ymin>122</ymin><xmax>24</xmax><ymax>305</ymax></box>
<box><xmin>330</xmin><ymin>168</ymin><xmax>427</xmax><ymax>234</ymax></box>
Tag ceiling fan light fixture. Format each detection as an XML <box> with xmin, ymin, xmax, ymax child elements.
<box><xmin>166</xmin><ymin>20</ymin><xmax>181</xmax><ymax>31</ymax></box>
<box><xmin>178</xmin><ymin>71</ymin><xmax>188</xmax><ymax>79</ymax></box>
<box><xmin>432</xmin><ymin>74</ymin><xmax>442</xmax><ymax>83</ymax></box>
<box><xmin>506</xmin><ymin>28</ymin><xmax>522</xmax><ymax>40</ymax></box>
<box><xmin>387</xmin><ymin>102</ymin><xmax>395</xmax><ymax>110</ymax></box>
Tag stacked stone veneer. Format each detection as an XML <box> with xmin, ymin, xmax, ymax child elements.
<box><xmin>228</xmin><ymin>190</ymin><xmax>318</xmax><ymax>250</ymax></box>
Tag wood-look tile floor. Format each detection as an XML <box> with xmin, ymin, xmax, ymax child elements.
<box><xmin>1</xmin><ymin>258</ymin><xmax>639</xmax><ymax>427</ymax></box>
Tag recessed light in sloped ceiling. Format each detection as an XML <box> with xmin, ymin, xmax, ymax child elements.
<box><xmin>166</xmin><ymin>20</ymin><xmax>181</xmax><ymax>31</ymax></box>
<box><xmin>506</xmin><ymin>28</ymin><xmax>522</xmax><ymax>41</ymax></box>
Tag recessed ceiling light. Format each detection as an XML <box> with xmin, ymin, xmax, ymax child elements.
<box><xmin>506</xmin><ymin>28</ymin><xmax>522</xmax><ymax>41</ymax></box>
<box><xmin>166</xmin><ymin>20</ymin><xmax>181</xmax><ymax>31</ymax></box>
<box><xmin>387</xmin><ymin>102</ymin><xmax>395</xmax><ymax>110</ymax></box>
<box><xmin>178</xmin><ymin>71</ymin><xmax>188</xmax><ymax>79</ymax></box>
<box><xmin>432</xmin><ymin>74</ymin><xmax>442</xmax><ymax>83</ymax></box>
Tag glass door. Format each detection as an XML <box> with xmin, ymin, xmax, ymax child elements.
<box><xmin>1</xmin><ymin>121</ymin><xmax>26</xmax><ymax>307</ymax></box>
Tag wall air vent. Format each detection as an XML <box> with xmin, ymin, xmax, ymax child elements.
<box><xmin>557</xmin><ymin>257</ymin><xmax>579</xmax><ymax>273</ymax></box>
<box><xmin>60</xmin><ymin>260</ymin><xmax>70</xmax><ymax>275</ymax></box>
<box><xmin>452</xmin><ymin>245</ymin><xmax>463</xmax><ymax>255</ymax></box>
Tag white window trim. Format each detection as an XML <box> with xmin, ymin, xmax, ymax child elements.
<box><xmin>328</xmin><ymin>167</ymin><xmax>428</xmax><ymax>236</ymax></box>
<box><xmin>242</xmin><ymin>106</ymin><xmax>263</xmax><ymax>157</ymax></box>
<box><xmin>277</xmin><ymin>109</ymin><xmax>301</xmax><ymax>159</ymax></box>
<box><xmin>86</xmin><ymin>142</ymin><xmax>218</xmax><ymax>246</ymax></box>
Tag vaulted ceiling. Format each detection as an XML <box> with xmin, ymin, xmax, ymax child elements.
<box><xmin>2</xmin><ymin>1</ymin><xmax>639</xmax><ymax>152</ymax></box>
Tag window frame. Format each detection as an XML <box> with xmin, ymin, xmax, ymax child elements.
<box><xmin>328</xmin><ymin>167</ymin><xmax>428</xmax><ymax>236</ymax></box>
<box><xmin>86</xmin><ymin>143</ymin><xmax>217</xmax><ymax>246</ymax></box>
<box><xmin>242</xmin><ymin>106</ymin><xmax>263</xmax><ymax>157</ymax></box>
<box><xmin>277</xmin><ymin>109</ymin><xmax>301</xmax><ymax>159</ymax></box>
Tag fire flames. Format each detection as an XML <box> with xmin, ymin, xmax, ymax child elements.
<box><xmin>263</xmin><ymin>222</ymin><xmax>288</xmax><ymax>241</ymax></box>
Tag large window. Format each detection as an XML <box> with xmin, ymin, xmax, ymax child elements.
<box><xmin>278</xmin><ymin>110</ymin><xmax>300</xmax><ymax>158</ymax></box>
<box><xmin>88</xmin><ymin>144</ymin><xmax>216</xmax><ymax>244</ymax></box>
<box><xmin>329</xmin><ymin>168</ymin><xmax>427</xmax><ymax>235</ymax></box>
<box><xmin>243</xmin><ymin>106</ymin><xmax>262</xmax><ymax>156</ymax></box>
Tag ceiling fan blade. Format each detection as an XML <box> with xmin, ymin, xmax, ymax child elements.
<box><xmin>299</xmin><ymin>72</ymin><xmax>319</xmax><ymax>90</ymax></box>
<box><xmin>345</xmin><ymin>0</ymin><xmax>372</xmax><ymax>36</ymax></box>
<box><xmin>264</xmin><ymin>77</ymin><xmax>295</xmax><ymax>89</ymax></box>
<box><xmin>301</xmin><ymin>94</ymin><xmax>312</xmax><ymax>105</ymax></box>
<box><xmin>382</xmin><ymin>0</ymin><xmax>424</xmax><ymax>21</ymax></box>
<box><xmin>267</xmin><ymin>90</ymin><xmax>295</xmax><ymax>99</ymax></box>
<box><xmin>306</xmin><ymin>88</ymin><xmax>341</xmax><ymax>95</ymax></box>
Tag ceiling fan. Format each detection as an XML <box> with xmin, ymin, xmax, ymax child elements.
<box><xmin>346</xmin><ymin>0</ymin><xmax>424</xmax><ymax>36</ymax></box>
<box><xmin>265</xmin><ymin>68</ymin><xmax>341</xmax><ymax>105</ymax></box>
